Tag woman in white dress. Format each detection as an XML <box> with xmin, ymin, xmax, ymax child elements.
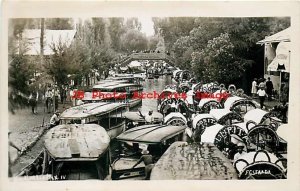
<box><xmin>251</xmin><ymin>78</ymin><xmax>257</xmax><ymax>97</ymax></box>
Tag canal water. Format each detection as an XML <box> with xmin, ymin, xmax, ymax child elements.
<box><xmin>111</xmin><ymin>75</ymin><xmax>173</xmax><ymax>161</ymax></box>
<box><xmin>11</xmin><ymin>75</ymin><xmax>174</xmax><ymax>176</ymax></box>
<box><xmin>140</xmin><ymin>75</ymin><xmax>173</xmax><ymax>111</ymax></box>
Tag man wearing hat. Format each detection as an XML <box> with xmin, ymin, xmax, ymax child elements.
<box><xmin>226</xmin><ymin>134</ymin><xmax>246</xmax><ymax>160</ymax></box>
<box><xmin>49</xmin><ymin>110</ymin><xmax>60</xmax><ymax>128</ymax></box>
<box><xmin>132</xmin><ymin>149</ymin><xmax>154</xmax><ymax>180</ymax></box>
<box><xmin>234</xmin><ymin>142</ymin><xmax>247</xmax><ymax>161</ymax></box>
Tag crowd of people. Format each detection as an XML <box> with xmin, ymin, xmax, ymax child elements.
<box><xmin>251</xmin><ymin>77</ymin><xmax>276</xmax><ymax>109</ymax></box>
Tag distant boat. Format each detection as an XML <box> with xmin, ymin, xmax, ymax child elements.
<box><xmin>83</xmin><ymin>82</ymin><xmax>143</xmax><ymax>109</ymax></box>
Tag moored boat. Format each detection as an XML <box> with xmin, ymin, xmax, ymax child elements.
<box><xmin>111</xmin><ymin>124</ymin><xmax>187</xmax><ymax>180</ymax></box>
<box><xmin>60</xmin><ymin>102</ymin><xmax>128</xmax><ymax>139</ymax></box>
<box><xmin>17</xmin><ymin>124</ymin><xmax>111</xmax><ymax>180</ymax></box>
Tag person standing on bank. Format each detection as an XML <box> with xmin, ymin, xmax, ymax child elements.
<box><xmin>28</xmin><ymin>90</ymin><xmax>39</xmax><ymax>114</ymax></box>
<box><xmin>251</xmin><ymin>78</ymin><xmax>257</xmax><ymax>97</ymax></box>
<box><xmin>257</xmin><ymin>87</ymin><xmax>266</xmax><ymax>109</ymax></box>
<box><xmin>266</xmin><ymin>77</ymin><xmax>274</xmax><ymax>101</ymax></box>
<box><xmin>258</xmin><ymin>78</ymin><xmax>266</xmax><ymax>89</ymax></box>
<box><xmin>45</xmin><ymin>88</ymin><xmax>53</xmax><ymax>113</ymax></box>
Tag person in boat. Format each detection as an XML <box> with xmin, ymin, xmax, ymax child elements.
<box><xmin>170</xmin><ymin>99</ymin><xmax>178</xmax><ymax>112</ymax></box>
<box><xmin>233</xmin><ymin>142</ymin><xmax>247</xmax><ymax>162</ymax></box>
<box><xmin>145</xmin><ymin>110</ymin><xmax>154</xmax><ymax>124</ymax></box>
<box><xmin>224</xmin><ymin>134</ymin><xmax>246</xmax><ymax>160</ymax></box>
<box><xmin>49</xmin><ymin>110</ymin><xmax>60</xmax><ymax>128</ymax></box>
<box><xmin>132</xmin><ymin>149</ymin><xmax>154</xmax><ymax>180</ymax></box>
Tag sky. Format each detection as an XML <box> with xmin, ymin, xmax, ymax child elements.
<box><xmin>139</xmin><ymin>17</ymin><xmax>155</xmax><ymax>37</ymax></box>
<box><xmin>74</xmin><ymin>17</ymin><xmax>155</xmax><ymax>37</ymax></box>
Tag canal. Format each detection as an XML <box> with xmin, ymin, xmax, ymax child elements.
<box><xmin>140</xmin><ymin>75</ymin><xmax>173</xmax><ymax>111</ymax></box>
<box><xmin>11</xmin><ymin>75</ymin><xmax>174</xmax><ymax>176</ymax></box>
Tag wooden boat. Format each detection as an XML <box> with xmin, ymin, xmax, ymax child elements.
<box><xmin>111</xmin><ymin>124</ymin><xmax>187</xmax><ymax>180</ymax></box>
<box><xmin>60</xmin><ymin>102</ymin><xmax>127</xmax><ymax>139</ymax></box>
<box><xmin>234</xmin><ymin>150</ymin><xmax>286</xmax><ymax>179</ymax></box>
<box><xmin>106</xmin><ymin>74</ymin><xmax>144</xmax><ymax>84</ymax></box>
<box><xmin>150</xmin><ymin>141</ymin><xmax>238</xmax><ymax>180</ymax></box>
<box><xmin>83</xmin><ymin>82</ymin><xmax>143</xmax><ymax>109</ymax></box>
<box><xmin>17</xmin><ymin>124</ymin><xmax>111</xmax><ymax>180</ymax></box>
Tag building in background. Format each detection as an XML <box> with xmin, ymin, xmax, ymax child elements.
<box><xmin>257</xmin><ymin>27</ymin><xmax>291</xmax><ymax>101</ymax></box>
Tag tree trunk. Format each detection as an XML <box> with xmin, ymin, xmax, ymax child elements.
<box><xmin>40</xmin><ymin>18</ymin><xmax>45</xmax><ymax>67</ymax></box>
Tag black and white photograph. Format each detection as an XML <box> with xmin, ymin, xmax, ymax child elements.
<box><xmin>1</xmin><ymin>1</ymin><xmax>300</xmax><ymax>191</ymax></box>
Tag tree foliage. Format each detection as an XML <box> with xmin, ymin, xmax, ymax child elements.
<box><xmin>120</xmin><ymin>29</ymin><xmax>148</xmax><ymax>52</ymax></box>
<box><xmin>45</xmin><ymin>18</ymin><xmax>74</xmax><ymax>30</ymax></box>
<box><xmin>153</xmin><ymin>17</ymin><xmax>290</xmax><ymax>85</ymax></box>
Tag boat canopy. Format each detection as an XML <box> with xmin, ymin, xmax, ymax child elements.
<box><xmin>209</xmin><ymin>109</ymin><xmax>231</xmax><ymax>120</ymax></box>
<box><xmin>172</xmin><ymin>70</ymin><xmax>182</xmax><ymax>78</ymax></box>
<box><xmin>116</xmin><ymin>124</ymin><xmax>186</xmax><ymax>144</ymax></box>
<box><xmin>123</xmin><ymin>111</ymin><xmax>163</xmax><ymax>122</ymax></box>
<box><xmin>244</xmin><ymin>109</ymin><xmax>281</xmax><ymax>124</ymax></box>
<box><xmin>164</xmin><ymin>112</ymin><xmax>187</xmax><ymax>124</ymax></box>
<box><xmin>44</xmin><ymin>124</ymin><xmax>110</xmax><ymax>161</ymax></box>
<box><xmin>150</xmin><ymin>141</ymin><xmax>237</xmax><ymax>180</ymax></box>
<box><xmin>198</xmin><ymin>98</ymin><xmax>219</xmax><ymax>107</ymax></box>
<box><xmin>192</xmin><ymin>114</ymin><xmax>216</xmax><ymax>129</ymax></box>
<box><xmin>60</xmin><ymin>102</ymin><xmax>126</xmax><ymax>119</ymax></box>
<box><xmin>224</xmin><ymin>96</ymin><xmax>244</xmax><ymax>109</ymax></box>
<box><xmin>96</xmin><ymin>80</ymin><xmax>129</xmax><ymax>85</ymax></box>
<box><xmin>234</xmin><ymin>151</ymin><xmax>285</xmax><ymax>174</ymax></box>
<box><xmin>201</xmin><ymin>124</ymin><xmax>224</xmax><ymax>143</ymax></box>
<box><xmin>276</xmin><ymin>124</ymin><xmax>288</xmax><ymax>141</ymax></box>
<box><xmin>93</xmin><ymin>83</ymin><xmax>139</xmax><ymax>90</ymax></box>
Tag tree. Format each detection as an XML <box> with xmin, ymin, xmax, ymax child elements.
<box><xmin>44</xmin><ymin>39</ymin><xmax>86</xmax><ymax>88</ymax></box>
<box><xmin>120</xmin><ymin>29</ymin><xmax>148</xmax><ymax>52</ymax></box>
<box><xmin>125</xmin><ymin>18</ymin><xmax>142</xmax><ymax>31</ymax></box>
<box><xmin>8</xmin><ymin>19</ymin><xmax>39</xmax><ymax>113</ymax></box>
<box><xmin>192</xmin><ymin>33</ymin><xmax>251</xmax><ymax>84</ymax></box>
<box><xmin>108</xmin><ymin>18</ymin><xmax>125</xmax><ymax>51</ymax></box>
<box><xmin>152</xmin><ymin>17</ymin><xmax>196</xmax><ymax>51</ymax></box>
<box><xmin>45</xmin><ymin>18</ymin><xmax>74</xmax><ymax>30</ymax></box>
<box><xmin>147</xmin><ymin>35</ymin><xmax>159</xmax><ymax>50</ymax></box>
